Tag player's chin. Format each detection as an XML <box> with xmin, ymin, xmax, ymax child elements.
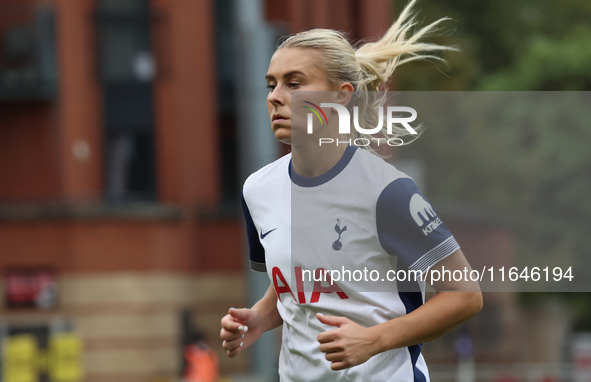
<box><xmin>273</xmin><ymin>127</ymin><xmax>292</xmax><ymax>144</ymax></box>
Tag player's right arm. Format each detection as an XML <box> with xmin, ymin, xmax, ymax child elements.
<box><xmin>220</xmin><ymin>283</ymin><xmax>282</xmax><ymax>357</ymax></box>
<box><xmin>224</xmin><ymin>185</ymin><xmax>281</xmax><ymax>357</ymax></box>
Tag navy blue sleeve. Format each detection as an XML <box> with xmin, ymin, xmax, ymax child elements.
<box><xmin>241</xmin><ymin>192</ymin><xmax>266</xmax><ymax>272</ymax></box>
<box><xmin>376</xmin><ymin>178</ymin><xmax>460</xmax><ymax>272</ymax></box>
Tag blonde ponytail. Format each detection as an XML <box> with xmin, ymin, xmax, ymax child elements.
<box><xmin>278</xmin><ymin>0</ymin><xmax>457</xmax><ymax>151</ymax></box>
<box><xmin>355</xmin><ymin>0</ymin><xmax>456</xmax><ymax>92</ymax></box>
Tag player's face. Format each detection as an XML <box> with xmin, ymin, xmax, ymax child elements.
<box><xmin>266</xmin><ymin>48</ymin><xmax>333</xmax><ymax>144</ymax></box>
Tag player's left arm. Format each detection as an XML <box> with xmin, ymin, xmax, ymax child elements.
<box><xmin>317</xmin><ymin>250</ymin><xmax>482</xmax><ymax>371</ymax></box>
<box><xmin>371</xmin><ymin>248</ymin><xmax>482</xmax><ymax>346</ymax></box>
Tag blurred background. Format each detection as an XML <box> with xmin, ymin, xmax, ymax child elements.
<box><xmin>0</xmin><ymin>0</ymin><xmax>590</xmax><ymax>382</ymax></box>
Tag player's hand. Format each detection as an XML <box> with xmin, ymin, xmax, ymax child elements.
<box><xmin>220</xmin><ymin>307</ymin><xmax>263</xmax><ymax>357</ymax></box>
<box><xmin>316</xmin><ymin>313</ymin><xmax>378</xmax><ymax>371</ymax></box>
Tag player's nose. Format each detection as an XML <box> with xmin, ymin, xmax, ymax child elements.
<box><xmin>268</xmin><ymin>86</ymin><xmax>286</xmax><ymax>106</ymax></box>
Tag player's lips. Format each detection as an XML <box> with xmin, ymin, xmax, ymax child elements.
<box><xmin>272</xmin><ymin>113</ymin><xmax>289</xmax><ymax>123</ymax></box>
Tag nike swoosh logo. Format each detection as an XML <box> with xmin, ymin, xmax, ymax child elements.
<box><xmin>260</xmin><ymin>228</ymin><xmax>277</xmax><ymax>239</ymax></box>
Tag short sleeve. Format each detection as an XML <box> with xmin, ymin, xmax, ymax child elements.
<box><xmin>376</xmin><ymin>178</ymin><xmax>460</xmax><ymax>272</ymax></box>
<box><xmin>241</xmin><ymin>192</ymin><xmax>267</xmax><ymax>272</ymax></box>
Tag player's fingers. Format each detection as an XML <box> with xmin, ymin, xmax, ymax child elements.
<box><xmin>330</xmin><ymin>360</ymin><xmax>350</xmax><ymax>371</ymax></box>
<box><xmin>319</xmin><ymin>341</ymin><xmax>342</xmax><ymax>353</ymax></box>
<box><xmin>229</xmin><ymin>307</ymin><xmax>253</xmax><ymax>322</ymax></box>
<box><xmin>220</xmin><ymin>328</ymin><xmax>244</xmax><ymax>341</ymax></box>
<box><xmin>317</xmin><ymin>313</ymin><xmax>348</xmax><ymax>327</ymax></box>
<box><xmin>317</xmin><ymin>329</ymin><xmax>338</xmax><ymax>344</ymax></box>
<box><xmin>222</xmin><ymin>336</ymin><xmax>244</xmax><ymax>351</ymax></box>
<box><xmin>324</xmin><ymin>351</ymin><xmax>345</xmax><ymax>362</ymax></box>
<box><xmin>221</xmin><ymin>314</ymin><xmax>243</xmax><ymax>331</ymax></box>
<box><xmin>226</xmin><ymin>341</ymin><xmax>244</xmax><ymax>358</ymax></box>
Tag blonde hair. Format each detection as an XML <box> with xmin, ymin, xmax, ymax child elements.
<box><xmin>277</xmin><ymin>0</ymin><xmax>457</xmax><ymax>151</ymax></box>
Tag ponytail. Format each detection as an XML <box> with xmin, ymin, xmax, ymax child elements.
<box><xmin>355</xmin><ymin>0</ymin><xmax>456</xmax><ymax>92</ymax></box>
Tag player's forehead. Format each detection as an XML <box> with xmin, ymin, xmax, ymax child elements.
<box><xmin>266</xmin><ymin>48</ymin><xmax>323</xmax><ymax>80</ymax></box>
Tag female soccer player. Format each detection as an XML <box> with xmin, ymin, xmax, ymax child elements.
<box><xmin>221</xmin><ymin>1</ymin><xmax>483</xmax><ymax>381</ymax></box>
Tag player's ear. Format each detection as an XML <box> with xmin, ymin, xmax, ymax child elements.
<box><xmin>335</xmin><ymin>82</ymin><xmax>354</xmax><ymax>107</ymax></box>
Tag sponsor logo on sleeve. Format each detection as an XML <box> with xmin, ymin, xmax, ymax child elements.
<box><xmin>409</xmin><ymin>193</ymin><xmax>442</xmax><ymax>236</ymax></box>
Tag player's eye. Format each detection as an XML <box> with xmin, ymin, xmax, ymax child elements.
<box><xmin>288</xmin><ymin>82</ymin><xmax>300</xmax><ymax>89</ymax></box>
<box><xmin>266</xmin><ymin>83</ymin><xmax>276</xmax><ymax>91</ymax></box>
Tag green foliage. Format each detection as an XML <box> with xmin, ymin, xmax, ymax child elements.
<box><xmin>480</xmin><ymin>26</ymin><xmax>591</xmax><ymax>91</ymax></box>
<box><xmin>393</xmin><ymin>0</ymin><xmax>591</xmax><ymax>91</ymax></box>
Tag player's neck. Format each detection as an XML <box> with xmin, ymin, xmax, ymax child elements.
<box><xmin>291</xmin><ymin>139</ymin><xmax>348</xmax><ymax>178</ymax></box>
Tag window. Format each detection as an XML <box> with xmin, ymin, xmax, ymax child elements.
<box><xmin>97</xmin><ymin>0</ymin><xmax>156</xmax><ymax>201</ymax></box>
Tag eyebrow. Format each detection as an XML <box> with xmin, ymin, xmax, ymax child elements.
<box><xmin>265</xmin><ymin>70</ymin><xmax>306</xmax><ymax>81</ymax></box>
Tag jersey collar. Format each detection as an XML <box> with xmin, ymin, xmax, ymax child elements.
<box><xmin>288</xmin><ymin>145</ymin><xmax>358</xmax><ymax>187</ymax></box>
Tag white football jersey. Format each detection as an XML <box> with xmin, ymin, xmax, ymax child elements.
<box><xmin>242</xmin><ymin>145</ymin><xmax>460</xmax><ymax>382</ymax></box>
